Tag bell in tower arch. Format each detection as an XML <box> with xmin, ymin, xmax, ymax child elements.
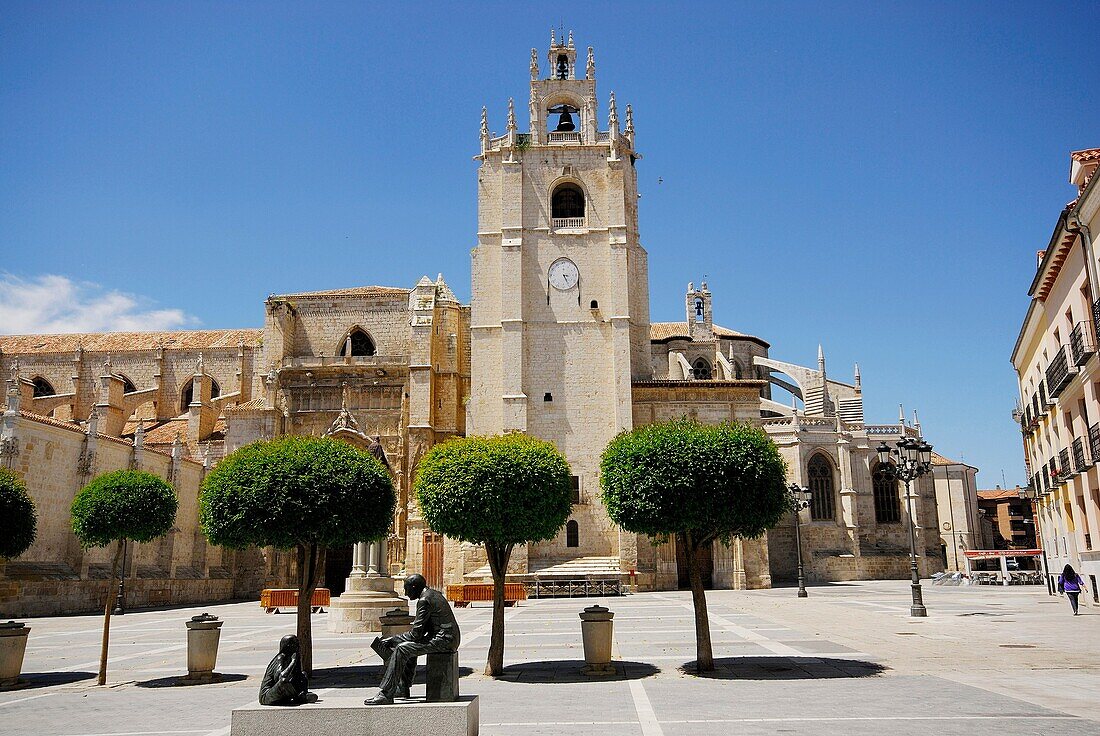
<box><xmin>549</xmin><ymin>104</ymin><xmax>578</xmax><ymax>132</ymax></box>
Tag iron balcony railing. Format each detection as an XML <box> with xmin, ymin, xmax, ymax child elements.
<box><xmin>1042</xmin><ymin>465</ymin><xmax>1050</xmax><ymax>491</ymax></box>
<box><xmin>1093</xmin><ymin>297</ymin><xmax>1100</xmax><ymax>344</ymax></box>
<box><xmin>1060</xmin><ymin>448</ymin><xmax>1071</xmax><ymax>477</ymax></box>
<box><xmin>1073</xmin><ymin>436</ymin><xmax>1088</xmax><ymax>473</ymax></box>
<box><xmin>1070</xmin><ymin>321</ymin><xmax>1097</xmax><ymax>366</ymax></box>
<box><xmin>1046</xmin><ymin>346</ymin><xmax>1075</xmax><ymax>398</ymax></box>
<box><xmin>1039</xmin><ymin>379</ymin><xmax>1051</xmax><ymax>410</ymax></box>
<box><xmin>1090</xmin><ymin>423</ymin><xmax>1100</xmax><ymax>466</ymax></box>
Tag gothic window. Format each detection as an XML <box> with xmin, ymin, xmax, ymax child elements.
<box><xmin>807</xmin><ymin>454</ymin><xmax>836</xmax><ymax>521</ymax></box>
<box><xmin>339</xmin><ymin>328</ymin><xmax>376</xmax><ymax>357</ymax></box>
<box><xmin>692</xmin><ymin>357</ymin><xmax>712</xmax><ymax>380</ymax></box>
<box><xmin>733</xmin><ymin>360</ymin><xmax>743</xmax><ymax>380</ymax></box>
<box><xmin>570</xmin><ymin>475</ymin><xmax>581</xmax><ymax>504</ymax></box>
<box><xmin>551</xmin><ymin>183</ymin><xmax>585</xmax><ymax>220</ymax></box>
<box><xmin>873</xmin><ymin>462</ymin><xmax>901</xmax><ymax>523</ymax></box>
<box><xmin>119</xmin><ymin>375</ymin><xmax>137</xmax><ymax>394</ymax></box>
<box><xmin>566</xmin><ymin>520</ymin><xmax>579</xmax><ymax>548</ymax></box>
<box><xmin>31</xmin><ymin>377</ymin><xmax>55</xmax><ymax>397</ymax></box>
<box><xmin>180</xmin><ymin>377</ymin><xmax>221</xmax><ymax>413</ymax></box>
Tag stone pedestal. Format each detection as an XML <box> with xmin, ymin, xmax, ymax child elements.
<box><xmin>181</xmin><ymin>614</ymin><xmax>223</xmax><ymax>684</ymax></box>
<box><xmin>230</xmin><ymin>696</ymin><xmax>479</xmax><ymax>736</ymax></box>
<box><xmin>0</xmin><ymin>621</ymin><xmax>30</xmax><ymax>690</ymax></box>
<box><xmin>329</xmin><ymin>540</ymin><xmax>405</xmax><ymax>633</ymax></box>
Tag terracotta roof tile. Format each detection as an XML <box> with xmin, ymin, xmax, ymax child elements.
<box><xmin>977</xmin><ymin>489</ymin><xmax>1023</xmax><ymax>501</ymax></box>
<box><xmin>0</xmin><ymin>329</ymin><xmax>261</xmax><ymax>355</ymax></box>
<box><xmin>275</xmin><ymin>285</ymin><xmax>410</xmax><ymax>299</ymax></box>
<box><xmin>1070</xmin><ymin>148</ymin><xmax>1100</xmax><ymax>163</ymax></box>
<box><xmin>649</xmin><ymin>322</ymin><xmax>768</xmax><ymax>346</ymax></box>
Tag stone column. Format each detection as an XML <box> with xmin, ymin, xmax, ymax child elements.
<box><xmin>328</xmin><ymin>537</ymin><xmax>403</xmax><ymax>634</ymax></box>
<box><xmin>366</xmin><ymin>542</ymin><xmax>380</xmax><ymax>576</ymax></box>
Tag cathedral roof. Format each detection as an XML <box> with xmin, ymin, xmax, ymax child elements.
<box><xmin>275</xmin><ymin>285</ymin><xmax>410</xmax><ymax>299</ymax></box>
<box><xmin>0</xmin><ymin>329</ymin><xmax>262</xmax><ymax>354</ymax></box>
<box><xmin>649</xmin><ymin>322</ymin><xmax>769</xmax><ymax>347</ymax></box>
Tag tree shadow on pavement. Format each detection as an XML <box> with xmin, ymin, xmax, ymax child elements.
<box><xmin>682</xmin><ymin>657</ymin><xmax>887</xmax><ymax>679</ymax></box>
<box><xmin>309</xmin><ymin>664</ymin><xmax>476</xmax><ymax>689</ymax></box>
<box><xmin>497</xmin><ymin>660</ymin><xmax>659</xmax><ymax>683</ymax></box>
<box><xmin>6</xmin><ymin>672</ymin><xmax>97</xmax><ymax>690</ymax></box>
<box><xmin>135</xmin><ymin>673</ymin><xmax>249</xmax><ymax>688</ymax></box>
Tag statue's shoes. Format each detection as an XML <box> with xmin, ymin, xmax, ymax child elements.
<box><xmin>364</xmin><ymin>694</ymin><xmax>394</xmax><ymax>706</ymax></box>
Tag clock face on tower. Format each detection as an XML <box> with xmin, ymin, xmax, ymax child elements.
<box><xmin>548</xmin><ymin>258</ymin><xmax>580</xmax><ymax>290</ymax></box>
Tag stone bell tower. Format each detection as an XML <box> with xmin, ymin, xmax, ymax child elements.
<box><xmin>468</xmin><ymin>31</ymin><xmax>651</xmax><ymax>575</ymax></box>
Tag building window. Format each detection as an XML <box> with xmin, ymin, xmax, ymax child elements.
<box><xmin>692</xmin><ymin>358</ymin><xmax>712</xmax><ymax>380</ymax></box>
<box><xmin>31</xmin><ymin>377</ymin><xmax>55</xmax><ymax>397</ymax></box>
<box><xmin>180</xmin><ymin>377</ymin><xmax>221</xmax><ymax>412</ymax></box>
<box><xmin>570</xmin><ymin>475</ymin><xmax>581</xmax><ymax>504</ymax></box>
<box><xmin>566</xmin><ymin>520</ymin><xmax>579</xmax><ymax>548</ymax></box>
<box><xmin>119</xmin><ymin>375</ymin><xmax>137</xmax><ymax>394</ymax></box>
<box><xmin>873</xmin><ymin>462</ymin><xmax>901</xmax><ymax>523</ymax></box>
<box><xmin>807</xmin><ymin>454</ymin><xmax>835</xmax><ymax>521</ymax></box>
<box><xmin>339</xmin><ymin>328</ymin><xmax>376</xmax><ymax>357</ymax></box>
<box><xmin>551</xmin><ymin>183</ymin><xmax>585</xmax><ymax>220</ymax></box>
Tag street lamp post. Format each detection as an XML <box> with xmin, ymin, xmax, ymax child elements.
<box><xmin>1018</xmin><ymin>485</ymin><xmax>1053</xmax><ymax>595</ymax></box>
<box><xmin>876</xmin><ymin>437</ymin><xmax>934</xmax><ymax>617</ymax></box>
<box><xmin>789</xmin><ymin>484</ymin><xmax>812</xmax><ymax>598</ymax></box>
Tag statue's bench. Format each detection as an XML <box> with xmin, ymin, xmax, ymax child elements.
<box><xmin>231</xmin><ymin>695</ymin><xmax>478</xmax><ymax>736</ymax></box>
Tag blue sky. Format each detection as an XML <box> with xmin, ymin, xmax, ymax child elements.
<box><xmin>2</xmin><ymin>2</ymin><xmax>1098</xmax><ymax>487</ymax></box>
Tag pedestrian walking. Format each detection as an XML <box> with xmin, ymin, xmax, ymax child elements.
<box><xmin>1057</xmin><ymin>564</ymin><xmax>1088</xmax><ymax>615</ymax></box>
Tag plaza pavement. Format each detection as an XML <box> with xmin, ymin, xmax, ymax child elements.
<box><xmin>1</xmin><ymin>580</ymin><xmax>1096</xmax><ymax>736</ymax></box>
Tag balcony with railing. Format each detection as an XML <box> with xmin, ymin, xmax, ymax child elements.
<box><xmin>1089</xmin><ymin>423</ymin><xmax>1100</xmax><ymax>466</ymax></box>
<box><xmin>551</xmin><ymin>217</ymin><xmax>586</xmax><ymax>229</ymax></box>
<box><xmin>1045</xmin><ymin>346</ymin><xmax>1075</xmax><ymax>398</ymax></box>
<box><xmin>1039</xmin><ymin>379</ymin><xmax>1051</xmax><ymax>410</ymax></box>
<box><xmin>1070</xmin><ymin>321</ymin><xmax>1097</xmax><ymax>366</ymax></box>
<box><xmin>1073</xmin><ymin>436</ymin><xmax>1088</xmax><ymax>473</ymax></box>
<box><xmin>1060</xmin><ymin>447</ymin><xmax>1072</xmax><ymax>478</ymax></box>
<box><xmin>547</xmin><ymin>131</ymin><xmax>582</xmax><ymax>144</ymax></box>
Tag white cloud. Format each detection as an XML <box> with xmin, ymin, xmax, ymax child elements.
<box><xmin>0</xmin><ymin>274</ymin><xmax>198</xmax><ymax>335</ymax></box>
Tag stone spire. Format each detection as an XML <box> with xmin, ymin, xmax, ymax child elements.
<box><xmin>913</xmin><ymin>410</ymin><xmax>922</xmax><ymax>437</ymax></box>
<box><xmin>550</xmin><ymin>28</ymin><xmax>555</xmax><ymax>46</ymax></box>
<box><xmin>817</xmin><ymin>344</ymin><xmax>826</xmax><ymax>374</ymax></box>
<box><xmin>480</xmin><ymin>106</ymin><xmax>489</xmax><ymax>141</ymax></box>
<box><xmin>567</xmin><ymin>30</ymin><xmax>574</xmax><ymax>48</ymax></box>
<box><xmin>530</xmin><ymin>48</ymin><xmax>539</xmax><ymax>80</ymax></box>
<box><xmin>854</xmin><ymin>363</ymin><xmax>861</xmax><ymax>390</ymax></box>
<box><xmin>586</xmin><ymin>46</ymin><xmax>595</xmax><ymax>79</ymax></box>
<box><xmin>608</xmin><ymin>91</ymin><xmax>619</xmax><ymax>130</ymax></box>
<box><xmin>506</xmin><ymin>97</ymin><xmax>517</xmax><ymax>132</ymax></box>
<box><xmin>625</xmin><ymin>104</ymin><xmax>634</xmax><ymax>138</ymax></box>
<box><xmin>131</xmin><ymin>419</ymin><xmax>144</xmax><ymax>469</ymax></box>
<box><xmin>898</xmin><ymin>404</ymin><xmax>906</xmax><ymax>425</ymax></box>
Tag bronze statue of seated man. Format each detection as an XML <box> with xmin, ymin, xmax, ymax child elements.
<box><xmin>259</xmin><ymin>634</ymin><xmax>312</xmax><ymax>705</ymax></box>
<box><xmin>365</xmin><ymin>573</ymin><xmax>461</xmax><ymax>705</ymax></box>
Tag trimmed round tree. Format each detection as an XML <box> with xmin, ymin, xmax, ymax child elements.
<box><xmin>0</xmin><ymin>467</ymin><xmax>37</xmax><ymax>560</ymax></box>
<box><xmin>600</xmin><ymin>420</ymin><xmax>791</xmax><ymax>672</ymax></box>
<box><xmin>415</xmin><ymin>433</ymin><xmax>572</xmax><ymax>676</ymax></box>
<box><xmin>200</xmin><ymin>435</ymin><xmax>395</xmax><ymax>674</ymax></box>
<box><xmin>71</xmin><ymin>469</ymin><xmax>178</xmax><ymax>685</ymax></box>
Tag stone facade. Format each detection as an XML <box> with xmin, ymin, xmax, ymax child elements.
<box><xmin>0</xmin><ymin>34</ymin><xmax>958</xmax><ymax>614</ymax></box>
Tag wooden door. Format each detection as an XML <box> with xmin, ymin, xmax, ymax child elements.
<box><xmin>423</xmin><ymin>532</ymin><xmax>444</xmax><ymax>589</ymax></box>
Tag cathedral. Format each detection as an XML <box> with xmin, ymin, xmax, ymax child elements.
<box><xmin>0</xmin><ymin>34</ymin><xmax>945</xmax><ymax>617</ymax></box>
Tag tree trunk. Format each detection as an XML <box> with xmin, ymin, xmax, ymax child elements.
<box><xmin>684</xmin><ymin>532</ymin><xmax>714</xmax><ymax>672</ymax></box>
<box><xmin>484</xmin><ymin>542</ymin><xmax>513</xmax><ymax>677</ymax></box>
<box><xmin>296</xmin><ymin>542</ymin><xmax>321</xmax><ymax>676</ymax></box>
<box><xmin>98</xmin><ymin>539</ymin><xmax>125</xmax><ymax>686</ymax></box>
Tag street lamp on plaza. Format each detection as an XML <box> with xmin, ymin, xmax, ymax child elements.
<box><xmin>1018</xmin><ymin>485</ymin><xmax>1053</xmax><ymax>595</ymax></box>
<box><xmin>876</xmin><ymin>437</ymin><xmax>934</xmax><ymax>617</ymax></box>
<box><xmin>788</xmin><ymin>483</ymin><xmax>813</xmax><ymax>598</ymax></box>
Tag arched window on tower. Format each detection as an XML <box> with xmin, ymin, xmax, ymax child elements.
<box><xmin>338</xmin><ymin>328</ymin><xmax>376</xmax><ymax>357</ymax></box>
<box><xmin>692</xmin><ymin>357</ymin><xmax>712</xmax><ymax>380</ymax></box>
<box><xmin>551</xmin><ymin>182</ymin><xmax>585</xmax><ymax>226</ymax></box>
<box><xmin>31</xmin><ymin>377</ymin><xmax>55</xmax><ymax>397</ymax></box>
<box><xmin>873</xmin><ymin>462</ymin><xmax>901</xmax><ymax>523</ymax></box>
<box><xmin>180</xmin><ymin>377</ymin><xmax>221</xmax><ymax>413</ymax></box>
<box><xmin>807</xmin><ymin>454</ymin><xmax>836</xmax><ymax>521</ymax></box>
<box><xmin>566</xmin><ymin>520</ymin><xmax>579</xmax><ymax>548</ymax></box>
